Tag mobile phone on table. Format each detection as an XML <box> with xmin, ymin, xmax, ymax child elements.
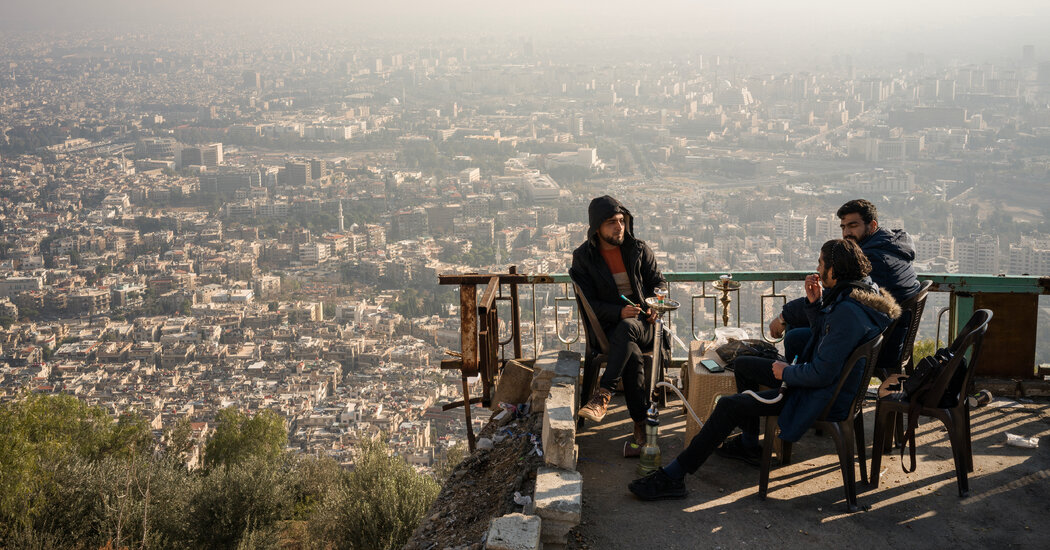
<box><xmin>700</xmin><ymin>359</ymin><xmax>725</xmax><ymax>373</ymax></box>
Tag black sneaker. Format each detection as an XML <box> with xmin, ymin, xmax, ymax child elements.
<box><xmin>628</xmin><ymin>468</ymin><xmax>688</xmax><ymax>501</ymax></box>
<box><xmin>715</xmin><ymin>435</ymin><xmax>762</xmax><ymax>467</ymax></box>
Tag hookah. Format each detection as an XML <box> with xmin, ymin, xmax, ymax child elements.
<box><xmin>630</xmin><ymin>288</ymin><xmax>794</xmax><ymax>476</ymax></box>
<box><xmin>633</xmin><ymin>289</ymin><xmax>680</xmax><ymax>476</ymax></box>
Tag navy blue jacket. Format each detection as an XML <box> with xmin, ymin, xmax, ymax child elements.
<box><xmin>782</xmin><ymin>228</ymin><xmax>919</xmax><ymax>326</ymax></box>
<box><xmin>781</xmin><ymin>228</ymin><xmax>920</xmax><ymax>374</ymax></box>
<box><xmin>778</xmin><ymin>281</ymin><xmax>900</xmax><ymax>442</ymax></box>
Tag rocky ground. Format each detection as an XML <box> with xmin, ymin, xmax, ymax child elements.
<box><xmin>404</xmin><ymin>410</ymin><xmax>545</xmax><ymax>550</ymax></box>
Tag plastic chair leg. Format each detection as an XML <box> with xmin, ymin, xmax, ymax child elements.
<box><xmin>854</xmin><ymin>414</ymin><xmax>868</xmax><ymax>485</ymax></box>
<box><xmin>945</xmin><ymin>416</ymin><xmax>970</xmax><ymax>498</ymax></box>
<box><xmin>758</xmin><ymin>415</ymin><xmax>778</xmax><ymax>500</ymax></box>
<box><xmin>829</xmin><ymin>423</ymin><xmax>860</xmax><ymax>512</ymax></box>
<box><xmin>869</xmin><ymin>406</ymin><xmax>892</xmax><ymax>488</ymax></box>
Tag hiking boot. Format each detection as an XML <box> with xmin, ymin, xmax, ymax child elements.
<box><xmin>579</xmin><ymin>388</ymin><xmax>613</xmax><ymax>423</ymax></box>
<box><xmin>623</xmin><ymin>421</ymin><xmax>646</xmax><ymax>458</ymax></box>
<box><xmin>628</xmin><ymin>468</ymin><xmax>688</xmax><ymax>501</ymax></box>
<box><xmin>714</xmin><ymin>435</ymin><xmax>762</xmax><ymax>467</ymax></box>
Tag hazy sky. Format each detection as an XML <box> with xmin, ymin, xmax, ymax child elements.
<box><xmin>3</xmin><ymin>1</ymin><xmax>1050</xmax><ymax>67</ymax></box>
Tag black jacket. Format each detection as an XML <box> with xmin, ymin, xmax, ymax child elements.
<box><xmin>569</xmin><ymin>196</ymin><xmax>666</xmax><ymax>335</ymax></box>
<box><xmin>782</xmin><ymin>227</ymin><xmax>919</xmax><ymax>327</ymax></box>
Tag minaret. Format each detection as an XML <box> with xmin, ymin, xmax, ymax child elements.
<box><xmin>338</xmin><ymin>201</ymin><xmax>345</xmax><ymax>232</ymax></box>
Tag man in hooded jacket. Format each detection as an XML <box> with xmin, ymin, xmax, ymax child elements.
<box><xmin>629</xmin><ymin>238</ymin><xmax>900</xmax><ymax>500</ymax></box>
<box><xmin>571</xmin><ymin>196</ymin><xmax>667</xmax><ymax>453</ymax></box>
<box><xmin>770</xmin><ymin>199</ymin><xmax>919</xmax><ymax>375</ymax></box>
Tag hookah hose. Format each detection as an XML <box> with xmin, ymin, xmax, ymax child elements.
<box><xmin>652</xmin><ymin>379</ymin><xmax>788</xmax><ymax>429</ymax></box>
<box><xmin>741</xmin><ymin>355</ymin><xmax>797</xmax><ymax>404</ymax></box>
<box><xmin>661</xmin><ymin>355</ymin><xmax>798</xmax><ymax>425</ymax></box>
<box><xmin>741</xmin><ymin>381</ymin><xmax>787</xmax><ymax>404</ymax></box>
<box><xmin>653</xmin><ymin>381</ymin><xmax>705</xmax><ymax>426</ymax></box>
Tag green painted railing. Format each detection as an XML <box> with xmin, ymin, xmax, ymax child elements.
<box><xmin>526</xmin><ymin>271</ymin><xmax>1049</xmax><ymax>379</ymax></box>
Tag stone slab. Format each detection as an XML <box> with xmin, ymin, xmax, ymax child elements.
<box><xmin>534</xmin><ymin>467</ymin><xmax>583</xmax><ymax>525</ymax></box>
<box><xmin>494</xmin><ymin>360</ymin><xmax>535</xmax><ymax>409</ymax></box>
<box><xmin>485</xmin><ymin>513</ymin><xmax>542</xmax><ymax>550</ymax></box>
<box><xmin>543</xmin><ymin>383</ymin><xmax>578</xmax><ymax>470</ymax></box>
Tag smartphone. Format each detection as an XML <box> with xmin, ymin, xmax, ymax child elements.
<box><xmin>700</xmin><ymin>359</ymin><xmax>725</xmax><ymax>373</ymax></box>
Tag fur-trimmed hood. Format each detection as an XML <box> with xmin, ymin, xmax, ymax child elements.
<box><xmin>849</xmin><ymin>286</ymin><xmax>902</xmax><ymax>320</ymax></box>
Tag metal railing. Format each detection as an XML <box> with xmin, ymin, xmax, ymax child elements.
<box><xmin>439</xmin><ymin>268</ymin><xmax>1050</xmax><ymax>448</ymax></box>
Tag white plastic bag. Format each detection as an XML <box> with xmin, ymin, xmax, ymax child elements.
<box><xmin>712</xmin><ymin>326</ymin><xmax>748</xmax><ymax>349</ymax></box>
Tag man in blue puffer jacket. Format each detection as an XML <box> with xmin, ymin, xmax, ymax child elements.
<box><xmin>629</xmin><ymin>238</ymin><xmax>900</xmax><ymax>500</ymax></box>
<box><xmin>771</xmin><ymin>199</ymin><xmax>919</xmax><ymax>376</ymax></box>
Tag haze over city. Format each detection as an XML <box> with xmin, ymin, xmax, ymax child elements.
<box><xmin>1</xmin><ymin>1</ymin><xmax>1049</xmax><ymax>547</ymax></box>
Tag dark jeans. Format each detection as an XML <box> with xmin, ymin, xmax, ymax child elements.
<box><xmin>783</xmin><ymin>327</ymin><xmax>811</xmax><ymax>365</ymax></box>
<box><xmin>599</xmin><ymin>317</ymin><xmax>654</xmax><ymax>423</ymax></box>
<box><xmin>675</xmin><ymin>388</ymin><xmax>785</xmax><ymax>474</ymax></box>
<box><xmin>731</xmin><ymin>356</ymin><xmax>780</xmax><ymax>437</ymax></box>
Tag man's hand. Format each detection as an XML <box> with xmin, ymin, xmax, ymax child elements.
<box><xmin>621</xmin><ymin>305</ymin><xmax>643</xmax><ymax>319</ymax></box>
<box><xmin>804</xmin><ymin>274</ymin><xmax>822</xmax><ymax>303</ymax></box>
<box><xmin>645</xmin><ymin>308</ymin><xmax>658</xmax><ymax>324</ymax></box>
<box><xmin>769</xmin><ymin>315</ymin><xmax>786</xmax><ymax>338</ymax></box>
<box><xmin>771</xmin><ymin>360</ymin><xmax>789</xmax><ymax>381</ymax></box>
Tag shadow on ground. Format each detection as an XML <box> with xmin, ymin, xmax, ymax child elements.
<box><xmin>570</xmin><ymin>393</ymin><xmax>1050</xmax><ymax>549</ymax></box>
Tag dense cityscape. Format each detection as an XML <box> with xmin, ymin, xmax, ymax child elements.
<box><xmin>2</xmin><ymin>5</ymin><xmax>1050</xmax><ymax>545</ymax></box>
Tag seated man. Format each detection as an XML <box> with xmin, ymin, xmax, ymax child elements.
<box><xmin>572</xmin><ymin>195</ymin><xmax>666</xmax><ymax>453</ymax></box>
<box><xmin>629</xmin><ymin>238</ymin><xmax>900</xmax><ymax>500</ymax></box>
<box><xmin>770</xmin><ymin>199</ymin><xmax>919</xmax><ymax>374</ymax></box>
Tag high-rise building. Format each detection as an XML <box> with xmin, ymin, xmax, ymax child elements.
<box><xmin>1008</xmin><ymin>238</ymin><xmax>1050</xmax><ymax>275</ymax></box>
<box><xmin>138</xmin><ymin>137</ymin><xmax>178</xmax><ymax>159</ymax></box>
<box><xmin>914</xmin><ymin>235</ymin><xmax>955</xmax><ymax>261</ymax></box>
<box><xmin>813</xmin><ymin>215</ymin><xmax>838</xmax><ymax>241</ymax></box>
<box><xmin>774</xmin><ymin>211</ymin><xmax>807</xmax><ymax>241</ymax></box>
<box><xmin>201</xmin><ymin>143</ymin><xmax>223</xmax><ymax>167</ymax></box>
<box><xmin>285</xmin><ymin>161</ymin><xmax>312</xmax><ymax>186</ymax></box>
<box><xmin>1023</xmin><ymin>45</ymin><xmax>1035</xmax><ymax>65</ymax></box>
<box><xmin>955</xmin><ymin>234</ymin><xmax>1000</xmax><ymax>274</ymax></box>
<box><xmin>310</xmin><ymin>159</ymin><xmax>328</xmax><ymax>181</ymax></box>
<box><xmin>395</xmin><ymin>208</ymin><xmax>429</xmax><ymax>240</ymax></box>
<box><xmin>243</xmin><ymin>70</ymin><xmax>261</xmax><ymax>89</ymax></box>
<box><xmin>179</xmin><ymin>147</ymin><xmax>203</xmax><ymax>168</ymax></box>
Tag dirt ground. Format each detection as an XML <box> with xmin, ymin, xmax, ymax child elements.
<box><xmin>405</xmin><ymin>411</ymin><xmax>546</xmax><ymax>550</ymax></box>
<box><xmin>569</xmin><ymin>392</ymin><xmax>1050</xmax><ymax>550</ymax></box>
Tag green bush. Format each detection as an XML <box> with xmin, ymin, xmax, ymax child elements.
<box><xmin>0</xmin><ymin>393</ymin><xmax>151</xmax><ymax>536</ymax></box>
<box><xmin>309</xmin><ymin>440</ymin><xmax>440</xmax><ymax>550</ymax></box>
<box><xmin>189</xmin><ymin>456</ymin><xmax>294</xmax><ymax>548</ymax></box>
<box><xmin>204</xmin><ymin>407</ymin><xmax>287</xmax><ymax>469</ymax></box>
<box><xmin>0</xmin><ymin>395</ymin><xmax>443</xmax><ymax>549</ymax></box>
<box><xmin>912</xmin><ymin>338</ymin><xmax>936</xmax><ymax>363</ymax></box>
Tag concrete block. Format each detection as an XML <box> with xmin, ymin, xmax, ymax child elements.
<box><xmin>534</xmin><ymin>467</ymin><xmax>582</xmax><ymax>531</ymax></box>
<box><xmin>542</xmin><ymin>384</ymin><xmax>577</xmax><ymax>470</ymax></box>
<box><xmin>532</xmin><ymin>351</ymin><xmax>580</xmax><ymax>415</ymax></box>
<box><xmin>975</xmin><ymin>377</ymin><xmax>1022</xmax><ymax>398</ymax></box>
<box><xmin>1021</xmin><ymin>378</ymin><xmax>1050</xmax><ymax>398</ymax></box>
<box><xmin>485</xmin><ymin>513</ymin><xmax>542</xmax><ymax>550</ymax></box>
<box><xmin>533</xmin><ymin>351</ymin><xmax>580</xmax><ymax>383</ymax></box>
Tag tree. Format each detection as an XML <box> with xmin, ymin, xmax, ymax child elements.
<box><xmin>309</xmin><ymin>440</ymin><xmax>439</xmax><ymax>550</ymax></box>
<box><xmin>0</xmin><ymin>393</ymin><xmax>152</xmax><ymax>536</ymax></box>
<box><xmin>164</xmin><ymin>416</ymin><xmax>196</xmax><ymax>467</ymax></box>
<box><xmin>203</xmin><ymin>408</ymin><xmax>287</xmax><ymax>470</ymax></box>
